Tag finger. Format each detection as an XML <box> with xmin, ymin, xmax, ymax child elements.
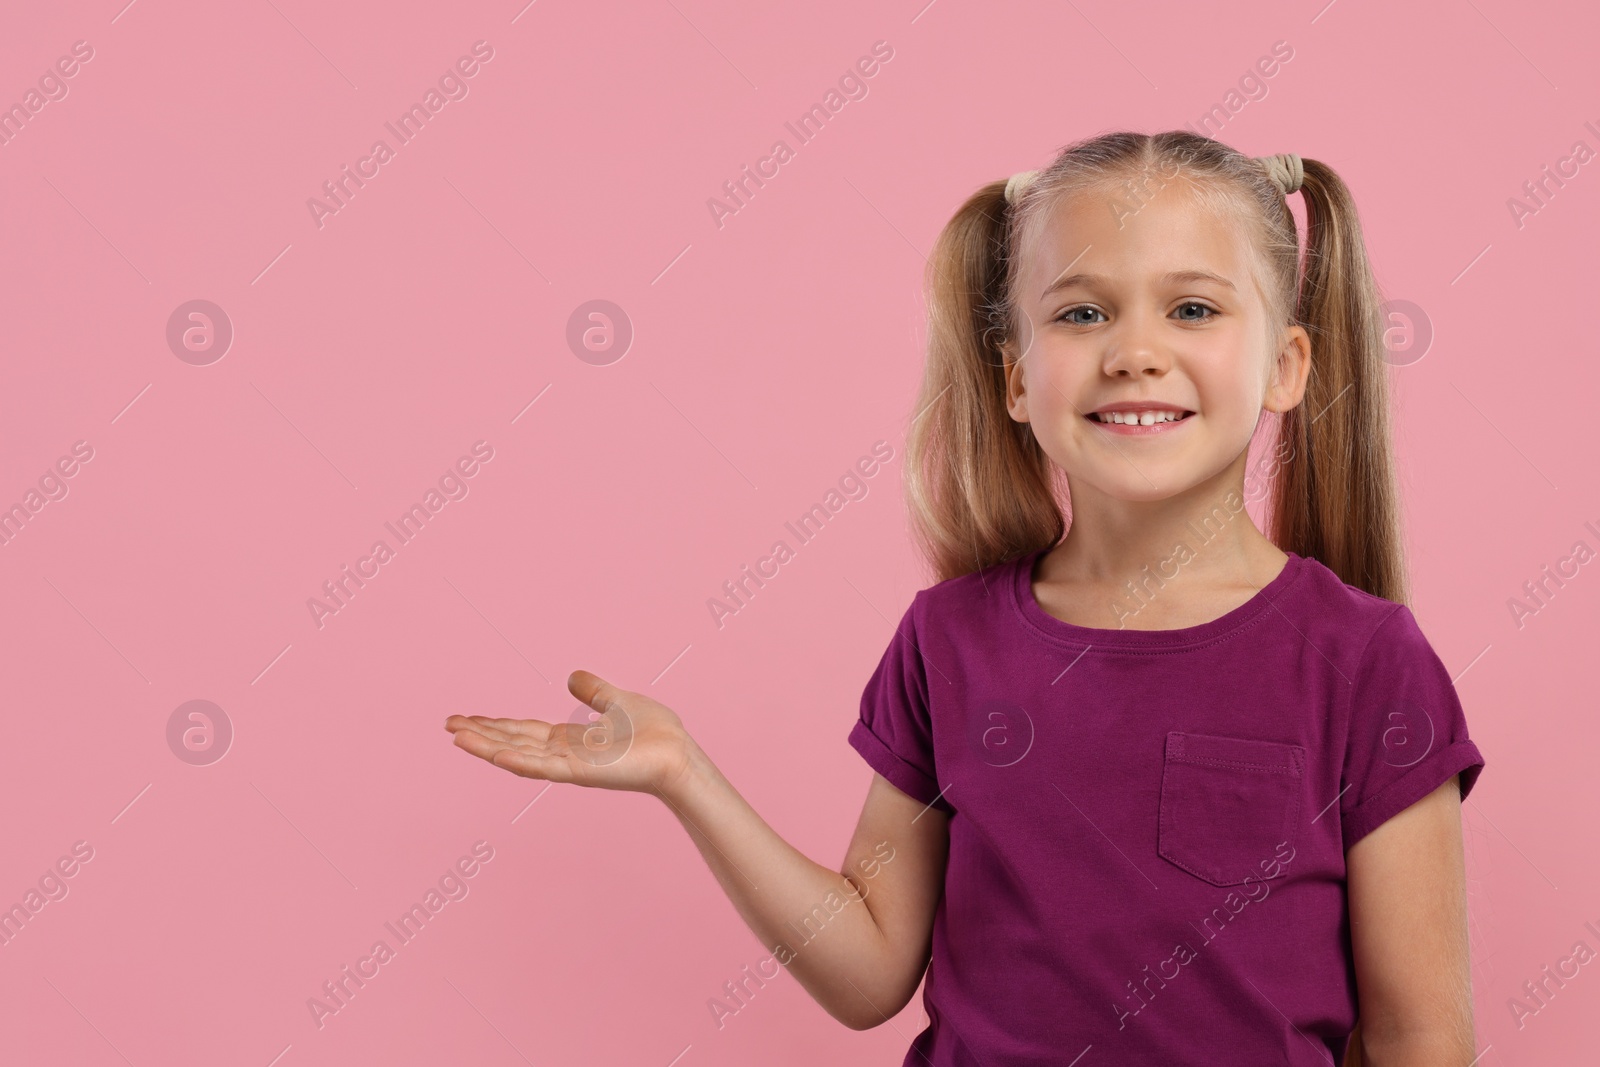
<box><xmin>443</xmin><ymin>714</ymin><xmax>551</xmax><ymax>740</ymax></box>
<box><xmin>452</xmin><ymin>727</ymin><xmax>565</xmax><ymax>781</ymax></box>
<box><xmin>449</xmin><ymin>727</ymin><xmax>504</xmax><ymax>758</ymax></box>
<box><xmin>451</xmin><ymin>728</ymin><xmax>542</xmax><ymax>764</ymax></box>
<box><xmin>568</xmin><ymin>669</ymin><xmax>628</xmax><ymax>716</ymax></box>
<box><xmin>454</xmin><ymin>720</ymin><xmax>536</xmax><ymax>746</ymax></box>
<box><xmin>459</xmin><ymin>722</ymin><xmax>515</xmax><ymax>745</ymax></box>
<box><xmin>488</xmin><ymin>746</ymin><xmax>579</xmax><ymax>784</ymax></box>
<box><xmin>451</xmin><ymin>726</ymin><xmax>592</xmax><ymax>786</ymax></box>
<box><xmin>465</xmin><ymin>716</ymin><xmax>554</xmax><ymax>741</ymax></box>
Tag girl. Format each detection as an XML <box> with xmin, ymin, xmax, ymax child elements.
<box><xmin>445</xmin><ymin>130</ymin><xmax>1486</xmax><ymax>1066</ymax></box>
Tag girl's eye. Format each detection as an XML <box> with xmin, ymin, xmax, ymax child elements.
<box><xmin>1054</xmin><ymin>301</ymin><xmax>1217</xmax><ymax>325</ymax></box>
<box><xmin>1057</xmin><ymin>306</ymin><xmax>1106</xmax><ymax>325</ymax></box>
<box><xmin>1173</xmin><ymin>301</ymin><xmax>1216</xmax><ymax>322</ymax></box>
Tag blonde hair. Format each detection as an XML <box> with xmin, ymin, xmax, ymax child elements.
<box><xmin>904</xmin><ymin>130</ymin><xmax>1409</xmax><ymax>604</ymax></box>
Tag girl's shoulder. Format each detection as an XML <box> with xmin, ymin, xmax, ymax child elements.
<box><xmin>908</xmin><ymin>548</ymin><xmax>1033</xmax><ymax>616</ymax></box>
<box><xmin>1289</xmin><ymin>553</ymin><xmax>1415</xmax><ymax>634</ymax></box>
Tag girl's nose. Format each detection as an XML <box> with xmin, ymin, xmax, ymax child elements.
<box><xmin>1101</xmin><ymin>320</ymin><xmax>1172</xmax><ymax>377</ymax></box>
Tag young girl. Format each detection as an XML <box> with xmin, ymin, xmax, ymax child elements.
<box><xmin>445</xmin><ymin>130</ymin><xmax>1486</xmax><ymax>1066</ymax></box>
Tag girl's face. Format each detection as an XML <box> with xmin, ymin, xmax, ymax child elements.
<box><xmin>1004</xmin><ymin>180</ymin><xmax>1310</xmax><ymax>504</ymax></box>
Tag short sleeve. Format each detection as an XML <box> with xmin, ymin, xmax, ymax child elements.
<box><xmin>1340</xmin><ymin>604</ymin><xmax>1485</xmax><ymax>850</ymax></box>
<box><xmin>848</xmin><ymin>591</ymin><xmax>953</xmax><ymax>815</ymax></box>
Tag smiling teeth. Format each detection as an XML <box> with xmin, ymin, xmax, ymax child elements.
<box><xmin>1095</xmin><ymin>410</ymin><xmax>1186</xmax><ymax>425</ymax></box>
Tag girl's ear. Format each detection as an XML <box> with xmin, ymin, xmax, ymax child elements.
<box><xmin>1003</xmin><ymin>344</ymin><xmax>1031</xmax><ymax>422</ymax></box>
<box><xmin>1263</xmin><ymin>325</ymin><xmax>1312</xmax><ymax>414</ymax></box>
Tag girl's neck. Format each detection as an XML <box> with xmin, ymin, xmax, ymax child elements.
<box><xmin>1042</xmin><ymin>525</ymin><xmax>1285</xmax><ymax>585</ymax></box>
<box><xmin>1036</xmin><ymin>475</ymin><xmax>1289</xmax><ymax>631</ymax></box>
<box><xmin>1053</xmin><ymin>450</ymin><xmax>1280</xmax><ymax>582</ymax></box>
<box><xmin>1034</xmin><ymin>529</ymin><xmax>1288</xmax><ymax>632</ymax></box>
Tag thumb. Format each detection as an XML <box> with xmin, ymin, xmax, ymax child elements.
<box><xmin>567</xmin><ymin>669</ymin><xmax>627</xmax><ymax>715</ymax></box>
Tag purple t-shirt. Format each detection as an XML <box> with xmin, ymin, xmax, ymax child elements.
<box><xmin>847</xmin><ymin>547</ymin><xmax>1485</xmax><ymax>1066</ymax></box>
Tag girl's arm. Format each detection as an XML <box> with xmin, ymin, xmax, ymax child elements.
<box><xmin>445</xmin><ymin>669</ymin><xmax>950</xmax><ymax>1031</ymax></box>
<box><xmin>1345</xmin><ymin>776</ymin><xmax>1477</xmax><ymax>1065</ymax></box>
<box><xmin>666</xmin><ymin>746</ymin><xmax>950</xmax><ymax>1028</ymax></box>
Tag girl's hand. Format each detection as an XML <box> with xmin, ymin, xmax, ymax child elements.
<box><xmin>443</xmin><ymin>669</ymin><xmax>695</xmax><ymax>797</ymax></box>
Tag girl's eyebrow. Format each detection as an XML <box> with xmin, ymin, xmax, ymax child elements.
<box><xmin>1039</xmin><ymin>268</ymin><xmax>1237</xmax><ymax>300</ymax></box>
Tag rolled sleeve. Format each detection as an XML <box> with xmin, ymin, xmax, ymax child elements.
<box><xmin>1340</xmin><ymin>604</ymin><xmax>1485</xmax><ymax>850</ymax></box>
<box><xmin>848</xmin><ymin>591</ymin><xmax>953</xmax><ymax>815</ymax></box>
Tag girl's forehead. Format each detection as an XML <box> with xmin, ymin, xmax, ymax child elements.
<box><xmin>1022</xmin><ymin>184</ymin><xmax>1259</xmax><ymax>298</ymax></box>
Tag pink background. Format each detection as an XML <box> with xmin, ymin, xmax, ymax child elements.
<box><xmin>1</xmin><ymin>0</ymin><xmax>1594</xmax><ymax>1063</ymax></box>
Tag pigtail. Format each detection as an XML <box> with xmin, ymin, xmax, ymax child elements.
<box><xmin>1268</xmin><ymin>160</ymin><xmax>1409</xmax><ymax>605</ymax></box>
<box><xmin>905</xmin><ymin>182</ymin><xmax>1065</xmax><ymax>585</ymax></box>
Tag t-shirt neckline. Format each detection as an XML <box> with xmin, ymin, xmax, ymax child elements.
<box><xmin>1011</xmin><ymin>544</ymin><xmax>1307</xmax><ymax>651</ymax></box>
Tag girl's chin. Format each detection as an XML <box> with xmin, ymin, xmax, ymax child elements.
<box><xmin>1052</xmin><ymin>460</ymin><xmax>1224</xmax><ymax>503</ymax></box>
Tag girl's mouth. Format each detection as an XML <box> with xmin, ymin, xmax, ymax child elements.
<box><xmin>1085</xmin><ymin>410</ymin><xmax>1195</xmax><ymax>435</ymax></box>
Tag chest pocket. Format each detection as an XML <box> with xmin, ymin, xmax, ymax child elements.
<box><xmin>1157</xmin><ymin>731</ymin><xmax>1304</xmax><ymax>887</ymax></box>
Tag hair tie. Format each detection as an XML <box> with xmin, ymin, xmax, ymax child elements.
<box><xmin>1004</xmin><ymin>169</ymin><xmax>1039</xmax><ymax>206</ymax></box>
<box><xmin>1256</xmin><ymin>153</ymin><xmax>1303</xmax><ymax>195</ymax></box>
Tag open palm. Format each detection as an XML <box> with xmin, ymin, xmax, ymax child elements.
<box><xmin>444</xmin><ymin>669</ymin><xmax>693</xmax><ymax>796</ymax></box>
